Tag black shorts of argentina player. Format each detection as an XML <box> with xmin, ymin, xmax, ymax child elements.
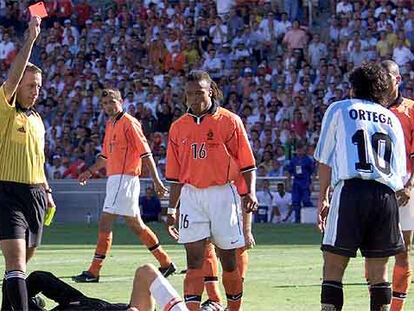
<box><xmin>314</xmin><ymin>63</ymin><xmax>406</xmax><ymax>311</ymax></box>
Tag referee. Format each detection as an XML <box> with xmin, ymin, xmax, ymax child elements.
<box><xmin>0</xmin><ymin>17</ymin><xmax>56</xmax><ymax>311</ymax></box>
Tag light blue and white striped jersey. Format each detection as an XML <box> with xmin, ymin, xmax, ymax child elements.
<box><xmin>314</xmin><ymin>99</ymin><xmax>406</xmax><ymax>192</ymax></box>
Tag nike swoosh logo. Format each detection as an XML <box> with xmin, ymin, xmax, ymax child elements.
<box><xmin>230</xmin><ymin>240</ymin><xmax>239</xmax><ymax>244</ymax></box>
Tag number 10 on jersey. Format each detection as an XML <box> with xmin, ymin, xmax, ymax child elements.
<box><xmin>352</xmin><ymin>129</ymin><xmax>392</xmax><ymax>174</ymax></box>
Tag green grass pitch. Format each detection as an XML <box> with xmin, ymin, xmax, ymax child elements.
<box><xmin>1</xmin><ymin>224</ymin><xmax>413</xmax><ymax>310</ymax></box>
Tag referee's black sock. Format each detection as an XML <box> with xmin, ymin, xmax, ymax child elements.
<box><xmin>370</xmin><ymin>282</ymin><xmax>391</xmax><ymax>311</ymax></box>
<box><xmin>1</xmin><ymin>274</ymin><xmax>12</xmax><ymax>311</ymax></box>
<box><xmin>5</xmin><ymin>270</ymin><xmax>28</xmax><ymax>311</ymax></box>
<box><xmin>321</xmin><ymin>280</ymin><xmax>343</xmax><ymax>310</ymax></box>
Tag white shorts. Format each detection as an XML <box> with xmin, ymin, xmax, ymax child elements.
<box><xmin>178</xmin><ymin>183</ymin><xmax>245</xmax><ymax>250</ymax></box>
<box><xmin>400</xmin><ymin>186</ymin><xmax>414</xmax><ymax>231</ymax></box>
<box><xmin>103</xmin><ymin>175</ymin><xmax>140</xmax><ymax>217</ymax></box>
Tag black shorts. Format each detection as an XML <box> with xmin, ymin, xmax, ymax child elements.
<box><xmin>0</xmin><ymin>181</ymin><xmax>47</xmax><ymax>248</ymax></box>
<box><xmin>321</xmin><ymin>178</ymin><xmax>404</xmax><ymax>258</ymax></box>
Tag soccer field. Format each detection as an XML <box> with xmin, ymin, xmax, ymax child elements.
<box><xmin>1</xmin><ymin>224</ymin><xmax>413</xmax><ymax>310</ymax></box>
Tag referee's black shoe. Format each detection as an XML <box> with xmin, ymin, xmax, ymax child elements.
<box><xmin>159</xmin><ymin>262</ymin><xmax>177</xmax><ymax>278</ymax></box>
<box><xmin>72</xmin><ymin>271</ymin><xmax>99</xmax><ymax>283</ymax></box>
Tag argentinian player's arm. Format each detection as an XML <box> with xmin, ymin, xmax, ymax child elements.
<box><xmin>318</xmin><ymin>164</ymin><xmax>331</xmax><ymax>202</ymax></box>
<box><xmin>314</xmin><ymin>104</ymin><xmax>338</xmax><ymax>202</ymax></box>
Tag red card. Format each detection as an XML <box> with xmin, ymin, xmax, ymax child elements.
<box><xmin>28</xmin><ymin>2</ymin><xmax>48</xmax><ymax>18</ymax></box>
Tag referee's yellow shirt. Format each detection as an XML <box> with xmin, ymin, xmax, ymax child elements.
<box><xmin>0</xmin><ymin>84</ymin><xmax>46</xmax><ymax>184</ymax></box>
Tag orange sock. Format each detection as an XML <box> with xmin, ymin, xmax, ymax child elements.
<box><xmin>391</xmin><ymin>264</ymin><xmax>412</xmax><ymax>311</ymax></box>
<box><xmin>137</xmin><ymin>226</ymin><xmax>171</xmax><ymax>268</ymax></box>
<box><xmin>203</xmin><ymin>243</ymin><xmax>221</xmax><ymax>302</ymax></box>
<box><xmin>236</xmin><ymin>247</ymin><xmax>248</xmax><ymax>282</ymax></box>
<box><xmin>184</xmin><ymin>268</ymin><xmax>204</xmax><ymax>311</ymax></box>
<box><xmin>222</xmin><ymin>270</ymin><xmax>243</xmax><ymax>311</ymax></box>
<box><xmin>88</xmin><ymin>231</ymin><xmax>113</xmax><ymax>277</ymax></box>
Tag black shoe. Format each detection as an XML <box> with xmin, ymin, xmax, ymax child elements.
<box><xmin>159</xmin><ymin>263</ymin><xmax>177</xmax><ymax>278</ymax></box>
<box><xmin>72</xmin><ymin>271</ymin><xmax>99</xmax><ymax>283</ymax></box>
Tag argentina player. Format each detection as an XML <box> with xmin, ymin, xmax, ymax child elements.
<box><xmin>314</xmin><ymin>63</ymin><xmax>406</xmax><ymax>311</ymax></box>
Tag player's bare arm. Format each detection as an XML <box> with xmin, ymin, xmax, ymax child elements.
<box><xmin>3</xmin><ymin>17</ymin><xmax>41</xmax><ymax>102</ymax></box>
<box><xmin>317</xmin><ymin>163</ymin><xmax>331</xmax><ymax>233</ymax></box>
<box><xmin>242</xmin><ymin>207</ymin><xmax>255</xmax><ymax>249</ymax></box>
<box><xmin>79</xmin><ymin>156</ymin><xmax>107</xmax><ymax>185</ymax></box>
<box><xmin>166</xmin><ymin>183</ymin><xmax>183</xmax><ymax>240</ymax></box>
<box><xmin>242</xmin><ymin>170</ymin><xmax>258</xmax><ymax>213</ymax></box>
<box><xmin>141</xmin><ymin>155</ymin><xmax>168</xmax><ymax>197</ymax></box>
<box><xmin>397</xmin><ymin>157</ymin><xmax>414</xmax><ymax>206</ymax></box>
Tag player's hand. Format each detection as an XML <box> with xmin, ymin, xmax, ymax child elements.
<box><xmin>46</xmin><ymin>192</ymin><xmax>56</xmax><ymax>208</ymax></box>
<box><xmin>242</xmin><ymin>193</ymin><xmax>258</xmax><ymax>213</ymax></box>
<box><xmin>167</xmin><ymin>225</ymin><xmax>179</xmax><ymax>241</ymax></box>
<box><xmin>166</xmin><ymin>213</ymin><xmax>179</xmax><ymax>240</ymax></box>
<box><xmin>154</xmin><ymin>180</ymin><xmax>168</xmax><ymax>197</ymax></box>
<box><xmin>78</xmin><ymin>170</ymin><xmax>92</xmax><ymax>186</ymax></box>
<box><xmin>244</xmin><ymin>231</ymin><xmax>255</xmax><ymax>249</ymax></box>
<box><xmin>27</xmin><ymin>16</ymin><xmax>41</xmax><ymax>42</ymax></box>
<box><xmin>396</xmin><ymin>187</ymin><xmax>411</xmax><ymax>206</ymax></box>
<box><xmin>317</xmin><ymin>197</ymin><xmax>330</xmax><ymax>233</ymax></box>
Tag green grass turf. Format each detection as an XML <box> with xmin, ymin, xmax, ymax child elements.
<box><xmin>1</xmin><ymin>223</ymin><xmax>413</xmax><ymax>310</ymax></box>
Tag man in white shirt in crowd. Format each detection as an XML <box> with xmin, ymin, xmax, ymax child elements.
<box><xmin>393</xmin><ymin>38</ymin><xmax>414</xmax><ymax>66</ymax></box>
<box><xmin>273</xmin><ymin>182</ymin><xmax>293</xmax><ymax>223</ymax></box>
<box><xmin>308</xmin><ymin>33</ymin><xmax>327</xmax><ymax>69</ymax></box>
<box><xmin>336</xmin><ymin>0</ymin><xmax>353</xmax><ymax>15</ymax></box>
<box><xmin>0</xmin><ymin>32</ymin><xmax>15</xmax><ymax>60</ymax></box>
<box><xmin>256</xmin><ymin>179</ymin><xmax>276</xmax><ymax>223</ymax></box>
<box><xmin>209</xmin><ymin>16</ymin><xmax>228</xmax><ymax>47</ymax></box>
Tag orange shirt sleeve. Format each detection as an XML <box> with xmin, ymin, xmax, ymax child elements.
<box><xmin>225</xmin><ymin>116</ymin><xmax>256</xmax><ymax>173</ymax></box>
<box><xmin>165</xmin><ymin>123</ymin><xmax>181</xmax><ymax>182</ymax></box>
<box><xmin>126</xmin><ymin>120</ymin><xmax>151</xmax><ymax>157</ymax></box>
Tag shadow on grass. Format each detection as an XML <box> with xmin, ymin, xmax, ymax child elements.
<box><xmin>272</xmin><ymin>282</ymin><xmax>367</xmax><ymax>289</ymax></box>
<box><xmin>42</xmin><ymin>223</ymin><xmax>323</xmax><ymax>246</ymax></box>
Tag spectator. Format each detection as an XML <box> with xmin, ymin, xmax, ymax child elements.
<box><xmin>0</xmin><ymin>32</ymin><xmax>14</xmax><ymax>60</ymax></box>
<box><xmin>139</xmin><ymin>187</ymin><xmax>162</xmax><ymax>223</ymax></box>
<box><xmin>272</xmin><ymin>182</ymin><xmax>293</xmax><ymax>224</ymax></box>
<box><xmin>283</xmin><ymin>20</ymin><xmax>308</xmax><ymax>52</ymax></box>
<box><xmin>393</xmin><ymin>38</ymin><xmax>414</xmax><ymax>66</ymax></box>
<box><xmin>164</xmin><ymin>44</ymin><xmax>186</xmax><ymax>73</ymax></box>
<box><xmin>256</xmin><ymin>179</ymin><xmax>275</xmax><ymax>223</ymax></box>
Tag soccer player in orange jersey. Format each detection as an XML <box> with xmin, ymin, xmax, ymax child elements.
<box><xmin>72</xmin><ymin>88</ymin><xmax>175</xmax><ymax>283</ymax></box>
<box><xmin>165</xmin><ymin>70</ymin><xmax>257</xmax><ymax>311</ymax></box>
<box><xmin>382</xmin><ymin>60</ymin><xmax>414</xmax><ymax>311</ymax></box>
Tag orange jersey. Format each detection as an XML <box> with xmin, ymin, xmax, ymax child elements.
<box><xmin>101</xmin><ymin>112</ymin><xmax>151</xmax><ymax>176</ymax></box>
<box><xmin>166</xmin><ymin>104</ymin><xmax>256</xmax><ymax>188</ymax></box>
<box><xmin>390</xmin><ymin>96</ymin><xmax>414</xmax><ymax>173</ymax></box>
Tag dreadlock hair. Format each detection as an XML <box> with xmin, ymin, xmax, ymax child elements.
<box><xmin>349</xmin><ymin>62</ymin><xmax>392</xmax><ymax>106</ymax></box>
<box><xmin>186</xmin><ymin>70</ymin><xmax>224</xmax><ymax>102</ymax></box>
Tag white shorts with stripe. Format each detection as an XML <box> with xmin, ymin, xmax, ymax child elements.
<box><xmin>178</xmin><ymin>183</ymin><xmax>245</xmax><ymax>250</ymax></box>
<box><xmin>103</xmin><ymin>175</ymin><xmax>140</xmax><ymax>217</ymax></box>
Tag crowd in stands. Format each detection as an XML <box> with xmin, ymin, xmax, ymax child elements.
<box><xmin>1</xmin><ymin>0</ymin><xmax>414</xmax><ymax>190</ymax></box>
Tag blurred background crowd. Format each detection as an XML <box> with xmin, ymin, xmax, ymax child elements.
<box><xmin>1</xmin><ymin>0</ymin><xmax>414</xmax><ymax>221</ymax></box>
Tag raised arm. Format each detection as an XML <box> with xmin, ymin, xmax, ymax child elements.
<box><xmin>3</xmin><ymin>17</ymin><xmax>41</xmax><ymax>102</ymax></box>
